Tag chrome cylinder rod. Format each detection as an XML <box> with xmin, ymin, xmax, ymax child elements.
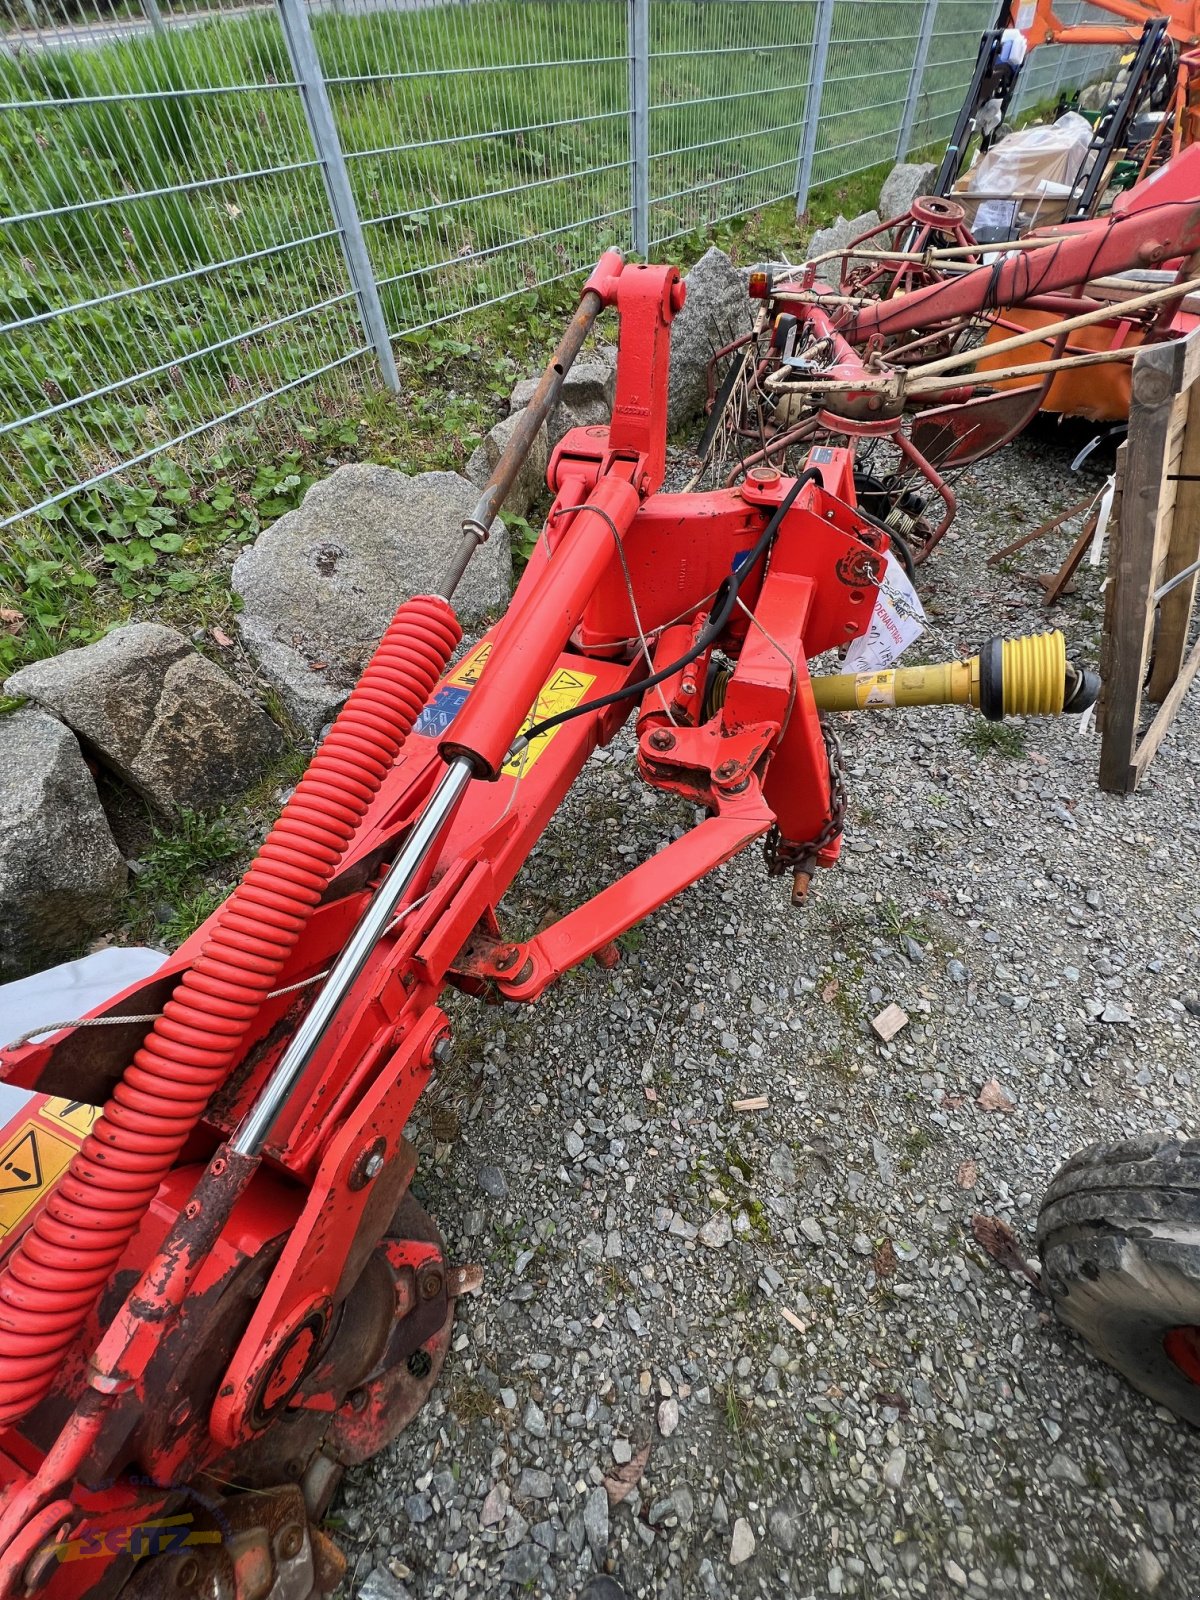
<box><xmin>231</xmin><ymin>756</ymin><xmax>475</xmax><ymax>1156</ymax></box>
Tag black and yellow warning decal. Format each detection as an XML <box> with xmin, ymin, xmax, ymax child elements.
<box><xmin>500</xmin><ymin>667</ymin><xmax>596</xmax><ymax>776</ymax></box>
<box><xmin>40</xmin><ymin>1096</ymin><xmax>100</xmax><ymax>1137</ymax></box>
<box><xmin>0</xmin><ymin>1118</ymin><xmax>76</xmax><ymax>1240</ymax></box>
<box><xmin>415</xmin><ymin>642</ymin><xmax>595</xmax><ymax>774</ymax></box>
<box><xmin>447</xmin><ymin>641</ymin><xmax>492</xmax><ymax>688</ymax></box>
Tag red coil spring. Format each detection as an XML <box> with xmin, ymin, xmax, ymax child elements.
<box><xmin>0</xmin><ymin>594</ymin><xmax>461</xmax><ymax>1426</ymax></box>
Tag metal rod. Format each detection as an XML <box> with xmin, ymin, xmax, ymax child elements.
<box><xmin>913</xmin><ymin>273</ymin><xmax>1200</xmax><ymax>379</ymax></box>
<box><xmin>439</xmin><ymin>279</ymin><xmax>614</xmax><ymax>602</ymax></box>
<box><xmin>896</xmin><ymin>0</ymin><xmax>939</xmax><ymax>161</ymax></box>
<box><xmin>907</xmin><ymin>345</ymin><xmax>1138</xmax><ymax>392</ymax></box>
<box><xmin>794</xmin><ymin>0</ymin><xmax>835</xmax><ymax>218</ymax></box>
<box><xmin>628</xmin><ymin>0</ymin><xmax>650</xmax><ymax>257</ymax></box>
<box><xmin>275</xmin><ymin>0</ymin><xmax>400</xmax><ymax>395</ymax></box>
<box><xmin>1154</xmin><ymin>553</ymin><xmax>1200</xmax><ymax>603</ymax></box>
<box><xmin>231</xmin><ymin>757</ymin><xmax>475</xmax><ymax>1157</ymax></box>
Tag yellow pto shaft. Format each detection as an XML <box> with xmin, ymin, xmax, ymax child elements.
<box><xmin>811</xmin><ymin>631</ymin><xmax>1098</xmax><ymax>720</ymax></box>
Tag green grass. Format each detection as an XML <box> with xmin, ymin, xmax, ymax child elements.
<box><xmin>122</xmin><ymin>804</ymin><xmax>245</xmax><ymax>942</ymax></box>
<box><xmin>961</xmin><ymin>720</ymin><xmax>1029</xmax><ymax>760</ymax></box>
<box><xmin>0</xmin><ymin>0</ymin><xmax>989</xmax><ymax>543</ymax></box>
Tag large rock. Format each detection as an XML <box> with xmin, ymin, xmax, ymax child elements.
<box><xmin>878</xmin><ymin>162</ymin><xmax>938</xmax><ymax>221</ymax></box>
<box><xmin>0</xmin><ymin>710</ymin><xmax>127</xmax><ymax>979</ymax></box>
<box><xmin>1079</xmin><ymin>80</ymin><xmax>1115</xmax><ymax>113</ymax></box>
<box><xmin>805</xmin><ymin>210</ymin><xmax>881</xmax><ymax>263</ymax></box>
<box><xmin>464</xmin><ymin>409</ymin><xmax>550</xmax><ymax>519</ymax></box>
<box><xmin>232</xmin><ymin>466</ymin><xmax>509</xmax><ymax>737</ymax></box>
<box><xmin>509</xmin><ymin>356</ymin><xmax>615</xmax><ymax>448</ymax></box>
<box><xmin>6</xmin><ymin>625</ymin><xmax>284</xmax><ymax>817</ymax></box>
<box><xmin>668</xmin><ymin>247</ymin><xmax>753</xmax><ymax>435</ymax></box>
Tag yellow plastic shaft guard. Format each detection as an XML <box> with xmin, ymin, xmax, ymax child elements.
<box><xmin>811</xmin><ymin>631</ymin><xmax>1068</xmax><ymax>717</ymax></box>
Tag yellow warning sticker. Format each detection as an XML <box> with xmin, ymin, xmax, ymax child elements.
<box><xmin>855</xmin><ymin>671</ymin><xmax>896</xmax><ymax>709</ymax></box>
<box><xmin>0</xmin><ymin>1121</ymin><xmax>75</xmax><ymax>1239</ymax></box>
<box><xmin>424</xmin><ymin>641</ymin><xmax>596</xmax><ymax>775</ymax></box>
<box><xmin>500</xmin><ymin>665</ymin><xmax>596</xmax><ymax>777</ymax></box>
<box><xmin>40</xmin><ymin>1096</ymin><xmax>100</xmax><ymax>1137</ymax></box>
<box><xmin>447</xmin><ymin>641</ymin><xmax>492</xmax><ymax>688</ymax></box>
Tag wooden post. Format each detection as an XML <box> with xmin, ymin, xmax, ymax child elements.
<box><xmin>1147</xmin><ymin>378</ymin><xmax>1200</xmax><ymax>700</ymax></box>
<box><xmin>1099</xmin><ymin>324</ymin><xmax>1200</xmax><ymax>792</ymax></box>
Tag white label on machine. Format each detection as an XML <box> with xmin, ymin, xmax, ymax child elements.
<box><xmin>1016</xmin><ymin>2</ymin><xmax>1036</xmax><ymax>29</ymax></box>
<box><xmin>842</xmin><ymin>552</ymin><xmax>926</xmax><ymax>673</ymax></box>
<box><xmin>974</xmin><ymin>198</ymin><xmax>1020</xmax><ymax>235</ymax></box>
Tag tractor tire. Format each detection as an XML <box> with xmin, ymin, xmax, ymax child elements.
<box><xmin>1037</xmin><ymin>1133</ymin><xmax>1200</xmax><ymax>1427</ymax></box>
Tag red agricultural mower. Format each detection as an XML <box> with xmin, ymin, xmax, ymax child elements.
<box><xmin>699</xmin><ymin>142</ymin><xmax>1200</xmax><ymax>562</ymax></box>
<box><xmin>0</xmin><ymin>248</ymin><xmax>1156</xmax><ymax>1600</ymax></box>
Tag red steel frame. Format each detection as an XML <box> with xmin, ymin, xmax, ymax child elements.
<box><xmin>0</xmin><ymin>258</ymin><xmax>892</xmax><ymax>1600</ymax></box>
<box><xmin>720</xmin><ymin>144</ymin><xmax>1200</xmax><ymax>559</ymax></box>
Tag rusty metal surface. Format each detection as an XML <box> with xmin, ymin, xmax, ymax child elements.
<box><xmin>440</xmin><ymin>257</ymin><xmax>621</xmax><ymax>604</ymax></box>
<box><xmin>119</xmin><ymin>1486</ymin><xmax>336</xmax><ymax>1600</ymax></box>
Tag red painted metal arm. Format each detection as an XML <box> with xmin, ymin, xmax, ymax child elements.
<box><xmin>475</xmin><ymin>785</ymin><xmax>776</xmax><ymax>1003</ymax></box>
<box><xmin>847</xmin><ymin>148</ymin><xmax>1200</xmax><ymax>343</ymax></box>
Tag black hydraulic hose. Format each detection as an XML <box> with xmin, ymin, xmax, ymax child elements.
<box><xmin>509</xmin><ymin>468</ymin><xmax>823</xmax><ymax>757</ymax></box>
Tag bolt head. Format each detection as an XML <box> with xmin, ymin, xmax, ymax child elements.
<box><xmin>277</xmin><ymin>1525</ymin><xmax>306</xmax><ymax>1562</ymax></box>
<box><xmin>432</xmin><ymin>1036</ymin><xmax>454</xmax><ymax>1067</ymax></box>
<box><xmin>363</xmin><ymin>1152</ymin><xmax>385</xmax><ymax>1180</ymax></box>
<box><xmin>648</xmin><ymin>728</ymin><xmax>676</xmax><ymax>752</ymax></box>
<box><xmin>418</xmin><ymin>1267</ymin><xmax>445</xmax><ymax>1301</ymax></box>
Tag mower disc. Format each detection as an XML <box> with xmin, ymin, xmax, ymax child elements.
<box><xmin>1037</xmin><ymin>1133</ymin><xmax>1200</xmax><ymax>1426</ymax></box>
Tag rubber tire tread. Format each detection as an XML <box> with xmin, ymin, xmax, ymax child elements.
<box><xmin>1037</xmin><ymin>1133</ymin><xmax>1200</xmax><ymax>1426</ymax></box>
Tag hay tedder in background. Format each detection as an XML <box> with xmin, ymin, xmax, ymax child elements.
<box><xmin>700</xmin><ymin>144</ymin><xmax>1200</xmax><ymax>564</ymax></box>
<box><xmin>0</xmin><ymin>253</ymin><xmax>1104</xmax><ymax>1600</ymax></box>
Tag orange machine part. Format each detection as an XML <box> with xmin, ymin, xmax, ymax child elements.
<box><xmin>975</xmin><ymin>309</ymin><xmax>1142</xmax><ymax>420</ymax></box>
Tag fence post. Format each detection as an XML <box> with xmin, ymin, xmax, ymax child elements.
<box><xmin>274</xmin><ymin>0</ymin><xmax>400</xmax><ymax>393</ymax></box>
<box><xmin>138</xmin><ymin>0</ymin><xmax>165</xmax><ymax>34</ymax></box>
<box><xmin>896</xmin><ymin>0</ymin><xmax>939</xmax><ymax>160</ymax></box>
<box><xmin>794</xmin><ymin>0</ymin><xmax>835</xmax><ymax>219</ymax></box>
<box><xmin>628</xmin><ymin>0</ymin><xmax>650</xmax><ymax>256</ymax></box>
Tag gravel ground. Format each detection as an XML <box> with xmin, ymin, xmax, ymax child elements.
<box><xmin>338</xmin><ymin>428</ymin><xmax>1200</xmax><ymax>1600</ymax></box>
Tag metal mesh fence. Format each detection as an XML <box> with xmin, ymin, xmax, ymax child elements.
<box><xmin>645</xmin><ymin>0</ymin><xmax>819</xmax><ymax>245</ymax></box>
<box><xmin>0</xmin><ymin>0</ymin><xmax>368</xmax><ymax>539</ymax></box>
<box><xmin>904</xmin><ymin>0</ymin><xmax>997</xmax><ymax>154</ymax></box>
<box><xmin>0</xmin><ymin>0</ymin><xmax>1120</xmax><ymax>553</ymax></box>
<box><xmin>313</xmin><ymin>0</ymin><xmax>633</xmax><ymax>338</ymax></box>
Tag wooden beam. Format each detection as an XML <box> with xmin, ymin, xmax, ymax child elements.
<box><xmin>1147</xmin><ymin>379</ymin><xmax>1200</xmax><ymax>701</ymax></box>
<box><xmin>1041</xmin><ymin>509</ymin><xmax>1100</xmax><ymax>607</ymax></box>
<box><xmin>1099</xmin><ymin>338</ymin><xmax>1187</xmax><ymax>794</ymax></box>
<box><xmin>1131</xmin><ymin>631</ymin><xmax>1200</xmax><ymax>785</ymax></box>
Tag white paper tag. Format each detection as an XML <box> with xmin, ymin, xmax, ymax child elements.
<box><xmin>842</xmin><ymin>552</ymin><xmax>926</xmax><ymax>673</ymax></box>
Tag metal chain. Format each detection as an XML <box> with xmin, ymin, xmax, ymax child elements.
<box><xmin>762</xmin><ymin>718</ymin><xmax>846</xmax><ymax>875</ymax></box>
